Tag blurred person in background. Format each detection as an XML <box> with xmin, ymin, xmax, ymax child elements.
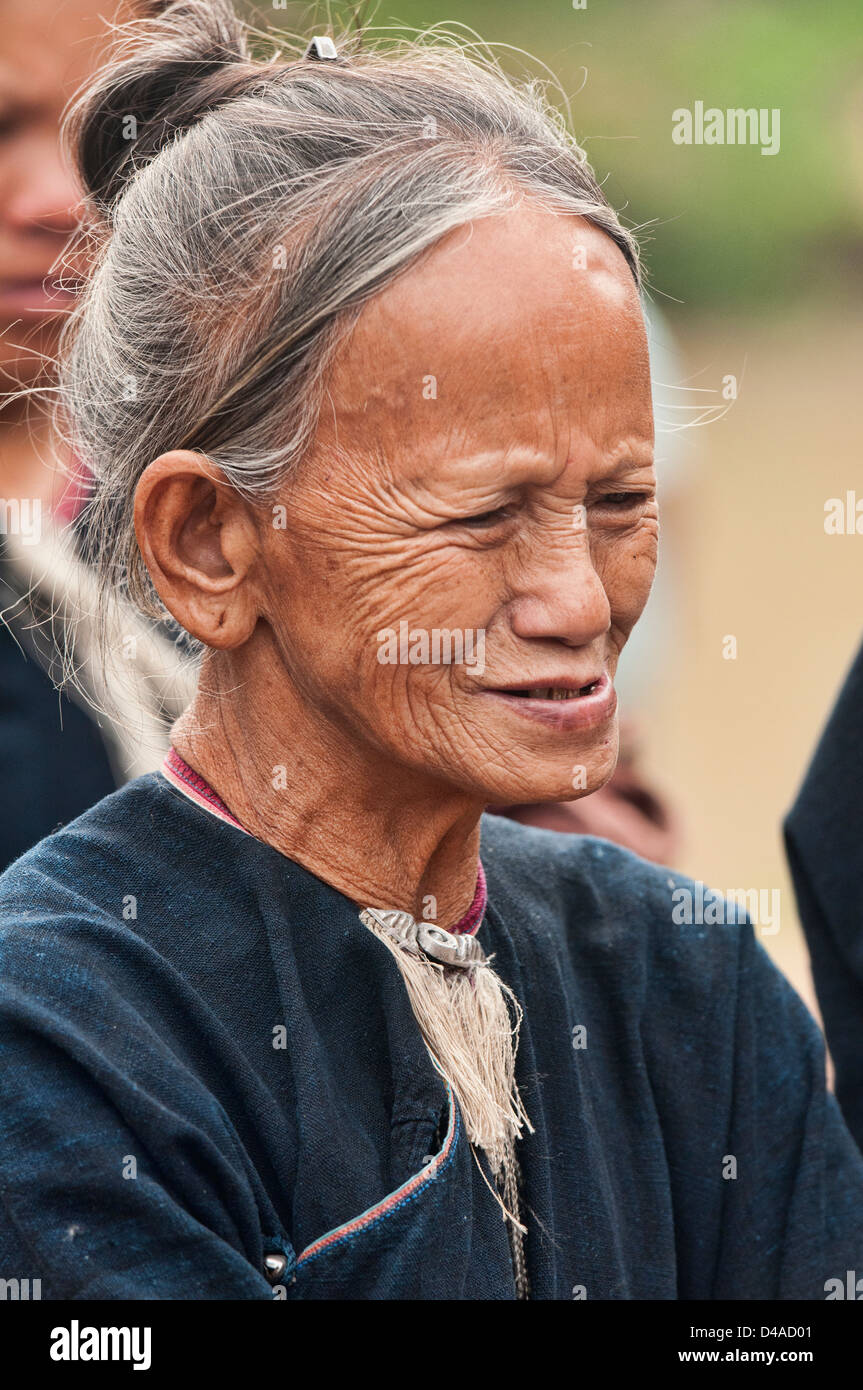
<box><xmin>786</xmin><ymin>637</ymin><xmax>863</xmax><ymax>1155</ymax></box>
<box><xmin>0</xmin><ymin>0</ymin><xmax>192</xmax><ymax>871</ymax></box>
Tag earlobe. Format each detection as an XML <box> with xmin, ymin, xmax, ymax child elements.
<box><xmin>134</xmin><ymin>451</ymin><xmax>260</xmax><ymax>649</ymax></box>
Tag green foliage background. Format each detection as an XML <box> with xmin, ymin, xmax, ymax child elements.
<box><xmin>263</xmin><ymin>0</ymin><xmax>863</xmax><ymax>317</ymax></box>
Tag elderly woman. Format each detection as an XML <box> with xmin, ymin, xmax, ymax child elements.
<box><xmin>0</xmin><ymin>0</ymin><xmax>861</xmax><ymax>1302</ymax></box>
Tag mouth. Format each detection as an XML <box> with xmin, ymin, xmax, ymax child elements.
<box><xmin>0</xmin><ymin>276</ymin><xmax>79</xmax><ymax>316</ymax></box>
<box><xmin>496</xmin><ymin>679</ymin><xmax>602</xmax><ymax>700</ymax></box>
<box><xmin>477</xmin><ymin>672</ymin><xmax>616</xmax><ymax>731</ymax></box>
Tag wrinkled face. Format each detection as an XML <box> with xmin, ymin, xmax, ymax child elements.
<box><xmin>257</xmin><ymin>206</ymin><xmax>657</xmax><ymax>804</ymax></box>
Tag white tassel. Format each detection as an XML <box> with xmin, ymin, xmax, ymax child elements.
<box><xmin>359</xmin><ymin>908</ymin><xmax>534</xmax><ymax>1238</ymax></box>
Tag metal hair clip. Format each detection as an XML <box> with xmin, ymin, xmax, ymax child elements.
<box><xmin>304</xmin><ymin>36</ymin><xmax>340</xmax><ymax>62</ymax></box>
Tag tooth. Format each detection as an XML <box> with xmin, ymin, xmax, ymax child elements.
<box><xmin>520</xmin><ymin>687</ymin><xmax>591</xmax><ymax>699</ymax></box>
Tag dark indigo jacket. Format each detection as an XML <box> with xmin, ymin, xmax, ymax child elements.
<box><xmin>0</xmin><ymin>769</ymin><xmax>861</xmax><ymax>1299</ymax></box>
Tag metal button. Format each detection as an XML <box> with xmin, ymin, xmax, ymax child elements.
<box><xmin>263</xmin><ymin>1252</ymin><xmax>288</xmax><ymax>1284</ymax></box>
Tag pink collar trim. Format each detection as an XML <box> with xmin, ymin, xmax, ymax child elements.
<box><xmin>162</xmin><ymin>747</ymin><xmax>250</xmax><ymax>835</ymax></box>
<box><xmin>453</xmin><ymin>860</ymin><xmax>487</xmax><ymax>937</ymax></box>
<box><xmin>160</xmin><ymin>748</ymin><xmax>487</xmax><ymax>935</ymax></box>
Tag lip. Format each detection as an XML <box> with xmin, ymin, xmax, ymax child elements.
<box><xmin>0</xmin><ymin>277</ymin><xmax>78</xmax><ymax>316</ymax></box>
<box><xmin>477</xmin><ymin>671</ymin><xmax>617</xmax><ymax>731</ymax></box>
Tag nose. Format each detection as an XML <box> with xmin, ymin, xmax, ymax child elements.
<box><xmin>507</xmin><ymin>538</ymin><xmax>611</xmax><ymax>649</ymax></box>
<box><xmin>4</xmin><ymin>141</ymin><xmax>80</xmax><ymax>238</ymax></box>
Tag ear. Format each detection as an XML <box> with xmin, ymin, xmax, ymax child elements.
<box><xmin>134</xmin><ymin>451</ymin><xmax>261</xmax><ymax>648</ymax></box>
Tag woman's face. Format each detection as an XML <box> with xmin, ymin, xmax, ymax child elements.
<box><xmin>256</xmin><ymin>206</ymin><xmax>657</xmax><ymax>805</ymax></box>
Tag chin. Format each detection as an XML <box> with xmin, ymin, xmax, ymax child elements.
<box><xmin>455</xmin><ymin>750</ymin><xmax>618</xmax><ymax>809</ymax></box>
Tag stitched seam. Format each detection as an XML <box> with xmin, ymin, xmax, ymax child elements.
<box><xmin>296</xmin><ymin>1090</ymin><xmax>460</xmax><ymax>1268</ymax></box>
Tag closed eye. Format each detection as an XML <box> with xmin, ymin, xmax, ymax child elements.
<box><xmin>595</xmin><ymin>491</ymin><xmax>653</xmax><ymax>508</ymax></box>
<box><xmin>0</xmin><ymin>113</ymin><xmax>23</xmax><ymax>140</ymax></box>
<box><xmin>451</xmin><ymin>505</ymin><xmax>514</xmax><ymax>529</ymax></box>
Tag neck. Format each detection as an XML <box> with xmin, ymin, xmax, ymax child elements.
<box><xmin>171</xmin><ymin>654</ymin><xmax>486</xmax><ymax>929</ymax></box>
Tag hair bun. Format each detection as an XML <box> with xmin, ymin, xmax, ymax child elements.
<box><xmin>66</xmin><ymin>0</ymin><xmax>257</xmax><ymax>215</ymax></box>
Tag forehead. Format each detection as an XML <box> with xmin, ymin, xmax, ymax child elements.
<box><xmin>319</xmin><ymin>206</ymin><xmax>652</xmax><ymax>471</ymax></box>
<box><xmin>0</xmin><ymin>0</ymin><xmax>125</xmax><ymax>103</ymax></box>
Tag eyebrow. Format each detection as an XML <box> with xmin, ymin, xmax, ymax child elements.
<box><xmin>0</xmin><ymin>89</ymin><xmax>44</xmax><ymax>113</ymax></box>
<box><xmin>413</xmin><ymin>451</ymin><xmax>563</xmax><ymax>491</ymax></box>
<box><xmin>599</xmin><ymin>454</ymin><xmax>656</xmax><ymax>478</ymax></box>
<box><xmin>417</xmin><ymin>445</ymin><xmax>654</xmax><ymax>491</ymax></box>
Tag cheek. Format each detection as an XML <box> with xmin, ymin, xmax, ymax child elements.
<box><xmin>262</xmin><ymin>527</ymin><xmax>496</xmax><ymax>700</ymax></box>
<box><xmin>328</xmin><ymin>543</ymin><xmax>495</xmax><ymax>637</ymax></box>
<box><xmin>595</xmin><ymin>519</ymin><xmax>659</xmax><ymax>631</ymax></box>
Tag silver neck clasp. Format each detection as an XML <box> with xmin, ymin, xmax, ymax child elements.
<box><xmin>359</xmin><ymin>907</ymin><xmax>486</xmax><ymax>970</ymax></box>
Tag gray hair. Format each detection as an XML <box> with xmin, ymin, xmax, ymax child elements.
<box><xmin>58</xmin><ymin>0</ymin><xmax>641</xmax><ymax>632</ymax></box>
